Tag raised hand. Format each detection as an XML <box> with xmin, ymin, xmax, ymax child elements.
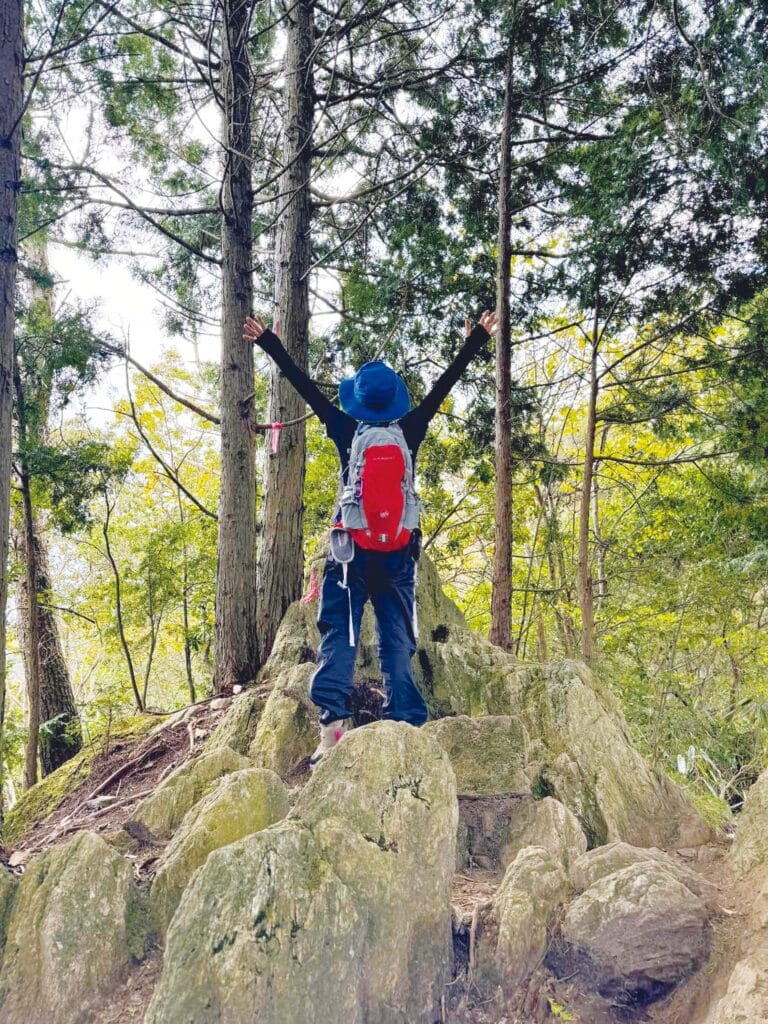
<box><xmin>464</xmin><ymin>308</ymin><xmax>499</xmax><ymax>337</ymax></box>
<box><xmin>243</xmin><ymin>315</ymin><xmax>282</xmax><ymax>344</ymax></box>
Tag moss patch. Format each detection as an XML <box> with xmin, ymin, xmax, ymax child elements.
<box><xmin>2</xmin><ymin>716</ymin><xmax>158</xmax><ymax>847</ymax></box>
<box><xmin>688</xmin><ymin>789</ymin><xmax>733</xmax><ymax>832</ymax></box>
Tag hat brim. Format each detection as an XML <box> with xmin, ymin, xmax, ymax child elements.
<box><xmin>338</xmin><ymin>374</ymin><xmax>411</xmax><ymax>422</ymax></box>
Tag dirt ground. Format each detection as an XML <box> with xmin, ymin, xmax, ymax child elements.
<box><xmin>3</xmin><ymin>696</ymin><xmax>237</xmax><ymax>863</ymax></box>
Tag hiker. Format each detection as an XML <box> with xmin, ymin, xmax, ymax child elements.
<box><xmin>243</xmin><ymin>308</ymin><xmax>499</xmax><ymax>767</ymax></box>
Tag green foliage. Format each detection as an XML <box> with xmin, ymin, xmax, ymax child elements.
<box><xmin>688</xmin><ymin>789</ymin><xmax>733</xmax><ymax>833</ymax></box>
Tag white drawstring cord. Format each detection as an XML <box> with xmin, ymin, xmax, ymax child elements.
<box><xmin>338</xmin><ymin>562</ymin><xmax>355</xmax><ymax>647</ymax></box>
<box><xmin>413</xmin><ymin>560</ymin><xmax>419</xmax><ymax>640</ymax></box>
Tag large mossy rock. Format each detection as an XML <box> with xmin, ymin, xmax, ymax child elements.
<box><xmin>0</xmin><ymin>831</ymin><xmax>151</xmax><ymax>1024</ymax></box>
<box><xmin>473</xmin><ymin>846</ymin><xmax>570</xmax><ymax>995</ymax></box>
<box><xmin>127</xmin><ymin>746</ymin><xmax>250</xmax><ymax>841</ymax></box>
<box><xmin>290</xmin><ymin>722</ymin><xmax>458</xmax><ymax>1024</ymax></box>
<box><xmin>500</xmin><ymin>661</ymin><xmax>712</xmax><ymax>849</ymax></box>
<box><xmin>501</xmin><ymin>796</ymin><xmax>587</xmax><ymax>873</ymax></box>
<box><xmin>151</xmin><ymin>767</ymin><xmax>290</xmax><ymax>930</ymax></box>
<box><xmin>253</xmin><ymin>563</ymin><xmax>709</xmax><ymax>852</ymax></box>
<box><xmin>0</xmin><ymin>869</ymin><xmax>17</xmax><ymax>962</ymax></box>
<box><xmin>701</xmin><ymin>767</ymin><xmax>768</xmax><ymax>1024</ymax></box>
<box><xmin>146</xmin><ymin>721</ymin><xmax>457</xmax><ymax>1024</ymax></box>
<box><xmin>547</xmin><ymin>860</ymin><xmax>710</xmax><ymax>1005</ymax></box>
<box><xmin>147</xmin><ymin>820</ymin><xmax>365</xmax><ymax>1024</ymax></box>
<box><xmin>204</xmin><ymin>686</ymin><xmax>270</xmax><ymax>756</ymax></box>
<box><xmin>248</xmin><ymin>664</ymin><xmax>318</xmax><ymax>777</ymax></box>
<box><xmin>422</xmin><ymin>715</ymin><xmax>530</xmax><ymax>795</ymax></box>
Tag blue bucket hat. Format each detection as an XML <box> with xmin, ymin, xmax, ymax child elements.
<box><xmin>338</xmin><ymin>360</ymin><xmax>411</xmax><ymax>422</ymax></box>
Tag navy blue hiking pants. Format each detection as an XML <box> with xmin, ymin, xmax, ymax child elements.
<box><xmin>309</xmin><ymin>544</ymin><xmax>429</xmax><ymax>727</ymax></box>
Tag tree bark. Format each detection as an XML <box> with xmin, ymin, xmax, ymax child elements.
<box><xmin>0</xmin><ymin>0</ymin><xmax>23</xmax><ymax>818</ymax></box>
<box><xmin>214</xmin><ymin>0</ymin><xmax>259</xmax><ymax>691</ymax></box>
<box><xmin>578</xmin><ymin>299</ymin><xmax>600</xmax><ymax>663</ymax></box>
<box><xmin>15</xmin><ymin>238</ymin><xmax>82</xmax><ymax>776</ymax></box>
<box><xmin>256</xmin><ymin>0</ymin><xmax>315</xmax><ymax>664</ymax></box>
<box><xmin>489</xmin><ymin>45</ymin><xmax>515</xmax><ymax>651</ymax></box>
<box><xmin>177</xmin><ymin>487</ymin><xmax>196</xmax><ymax>703</ymax></box>
<box><xmin>592</xmin><ymin>425</ymin><xmax>609</xmax><ymax>609</ymax></box>
<box><xmin>16</xmin><ymin>525</ymin><xmax>83</xmax><ymax>775</ymax></box>
<box><xmin>15</xmin><ymin>407</ymin><xmax>42</xmax><ymax>789</ymax></box>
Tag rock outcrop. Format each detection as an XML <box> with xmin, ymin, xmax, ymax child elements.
<box><xmin>473</xmin><ymin>846</ymin><xmax>570</xmax><ymax>994</ymax></box>
<box><xmin>150</xmin><ymin>767</ymin><xmax>290</xmax><ymax>930</ymax></box>
<box><xmin>208</xmin><ymin>558</ymin><xmax>710</xmax><ymax>855</ymax></box>
<box><xmin>547</xmin><ymin>861</ymin><xmax>710</xmax><ymax>1004</ymax></box>
<box><xmin>701</xmin><ymin>767</ymin><xmax>768</xmax><ymax>1024</ymax></box>
<box><xmin>0</xmin><ymin>557</ymin><xmax>730</xmax><ymax>1024</ymax></box>
<box><xmin>0</xmin><ymin>831</ymin><xmax>151</xmax><ymax>1024</ymax></box>
<box><xmin>126</xmin><ymin>746</ymin><xmax>251</xmax><ymax>841</ymax></box>
<box><xmin>146</xmin><ymin>720</ymin><xmax>458</xmax><ymax>1024</ymax></box>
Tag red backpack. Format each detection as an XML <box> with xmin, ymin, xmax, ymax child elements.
<box><xmin>336</xmin><ymin>423</ymin><xmax>422</xmax><ymax>551</ymax></box>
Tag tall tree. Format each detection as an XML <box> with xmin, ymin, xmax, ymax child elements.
<box><xmin>14</xmin><ymin>239</ymin><xmax>83</xmax><ymax>777</ymax></box>
<box><xmin>0</xmin><ymin>0</ymin><xmax>24</xmax><ymax>816</ymax></box>
<box><xmin>214</xmin><ymin>0</ymin><xmax>259</xmax><ymax>690</ymax></box>
<box><xmin>576</xmin><ymin>291</ymin><xmax>600</xmax><ymax>663</ymax></box>
<box><xmin>489</xmin><ymin>39</ymin><xmax>515</xmax><ymax>650</ymax></box>
<box><xmin>13</xmin><ymin>355</ymin><xmax>42</xmax><ymax>787</ymax></box>
<box><xmin>256</xmin><ymin>0</ymin><xmax>315</xmax><ymax>661</ymax></box>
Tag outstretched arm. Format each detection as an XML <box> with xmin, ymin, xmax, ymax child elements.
<box><xmin>401</xmin><ymin>309</ymin><xmax>499</xmax><ymax>447</ymax></box>
<box><xmin>243</xmin><ymin>315</ymin><xmax>343</xmax><ymax>430</ymax></box>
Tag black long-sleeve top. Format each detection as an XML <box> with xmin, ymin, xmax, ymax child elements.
<box><xmin>257</xmin><ymin>323</ymin><xmax>491</xmax><ymax>478</ymax></box>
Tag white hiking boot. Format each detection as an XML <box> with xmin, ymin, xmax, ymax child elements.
<box><xmin>309</xmin><ymin>719</ymin><xmax>350</xmax><ymax>771</ymax></box>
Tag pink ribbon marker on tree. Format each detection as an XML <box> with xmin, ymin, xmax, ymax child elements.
<box><xmin>270</xmin><ymin>422</ymin><xmax>282</xmax><ymax>454</ymax></box>
<box><xmin>300</xmin><ymin>566</ymin><xmax>322</xmax><ymax>605</ymax></box>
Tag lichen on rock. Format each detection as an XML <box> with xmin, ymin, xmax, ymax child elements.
<box><xmin>126</xmin><ymin>746</ymin><xmax>250</xmax><ymax>842</ymax></box>
<box><xmin>204</xmin><ymin>686</ymin><xmax>269</xmax><ymax>756</ymax></box>
<box><xmin>146</xmin><ymin>819</ymin><xmax>365</xmax><ymax>1024</ymax></box>
<box><xmin>0</xmin><ymin>831</ymin><xmax>152</xmax><ymax>1024</ymax></box>
<box><xmin>151</xmin><ymin>767</ymin><xmax>289</xmax><ymax>930</ymax></box>
<box><xmin>547</xmin><ymin>860</ymin><xmax>710</xmax><ymax>1005</ymax></box>
<box><xmin>248</xmin><ymin>664</ymin><xmax>318</xmax><ymax>777</ymax></box>
<box><xmin>146</xmin><ymin>720</ymin><xmax>458</xmax><ymax>1024</ymax></box>
<box><xmin>422</xmin><ymin>715</ymin><xmax>530</xmax><ymax>795</ymax></box>
<box><xmin>473</xmin><ymin>845</ymin><xmax>570</xmax><ymax>995</ymax></box>
<box><xmin>500</xmin><ymin>796</ymin><xmax>587</xmax><ymax>873</ymax></box>
<box><xmin>503</xmin><ymin>661</ymin><xmax>713</xmax><ymax>850</ymax></box>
